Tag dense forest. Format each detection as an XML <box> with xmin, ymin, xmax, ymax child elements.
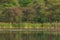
<box><xmin>0</xmin><ymin>0</ymin><xmax>60</xmax><ymax>23</ymax></box>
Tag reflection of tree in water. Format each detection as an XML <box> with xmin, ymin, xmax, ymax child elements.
<box><xmin>0</xmin><ymin>33</ymin><xmax>10</xmax><ymax>40</ymax></box>
<box><xmin>0</xmin><ymin>32</ymin><xmax>60</xmax><ymax>40</ymax></box>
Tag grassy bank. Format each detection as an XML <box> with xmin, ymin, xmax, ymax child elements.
<box><xmin>0</xmin><ymin>22</ymin><xmax>60</xmax><ymax>28</ymax></box>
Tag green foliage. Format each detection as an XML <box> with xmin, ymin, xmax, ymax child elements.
<box><xmin>18</xmin><ymin>0</ymin><xmax>33</xmax><ymax>7</ymax></box>
<box><xmin>0</xmin><ymin>0</ymin><xmax>60</xmax><ymax>24</ymax></box>
<box><xmin>10</xmin><ymin>0</ymin><xmax>19</xmax><ymax>6</ymax></box>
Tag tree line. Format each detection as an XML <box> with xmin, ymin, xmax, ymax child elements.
<box><xmin>0</xmin><ymin>0</ymin><xmax>60</xmax><ymax>23</ymax></box>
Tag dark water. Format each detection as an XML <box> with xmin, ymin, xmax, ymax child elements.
<box><xmin>0</xmin><ymin>32</ymin><xmax>60</xmax><ymax>40</ymax></box>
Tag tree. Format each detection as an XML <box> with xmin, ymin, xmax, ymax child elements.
<box><xmin>22</xmin><ymin>7</ymin><xmax>36</xmax><ymax>23</ymax></box>
<box><xmin>1</xmin><ymin>7</ymin><xmax>23</xmax><ymax>27</ymax></box>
